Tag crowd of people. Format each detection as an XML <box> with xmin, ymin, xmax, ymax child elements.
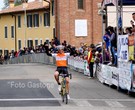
<box><xmin>0</xmin><ymin>36</ymin><xmax>103</xmax><ymax>66</ymax></box>
<box><xmin>102</xmin><ymin>12</ymin><xmax>135</xmax><ymax>66</ymax></box>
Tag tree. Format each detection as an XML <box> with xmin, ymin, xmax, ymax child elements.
<box><xmin>15</xmin><ymin>0</ymin><xmax>22</xmax><ymax>6</ymax></box>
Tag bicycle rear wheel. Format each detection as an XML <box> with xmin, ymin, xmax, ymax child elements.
<box><xmin>65</xmin><ymin>93</ymin><xmax>68</xmax><ymax>104</ymax></box>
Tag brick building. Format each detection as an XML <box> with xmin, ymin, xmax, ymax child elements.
<box><xmin>55</xmin><ymin>0</ymin><xmax>102</xmax><ymax>47</ymax></box>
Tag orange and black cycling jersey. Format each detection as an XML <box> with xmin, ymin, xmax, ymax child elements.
<box><xmin>52</xmin><ymin>53</ymin><xmax>70</xmax><ymax>67</ymax></box>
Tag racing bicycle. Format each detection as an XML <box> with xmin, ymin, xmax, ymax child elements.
<box><xmin>59</xmin><ymin>73</ymin><xmax>72</xmax><ymax>104</ymax></box>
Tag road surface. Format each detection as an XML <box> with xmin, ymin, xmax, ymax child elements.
<box><xmin>0</xmin><ymin>63</ymin><xmax>134</xmax><ymax>110</ymax></box>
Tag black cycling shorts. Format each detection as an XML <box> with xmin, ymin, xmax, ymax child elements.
<box><xmin>56</xmin><ymin>67</ymin><xmax>69</xmax><ymax>77</ymax></box>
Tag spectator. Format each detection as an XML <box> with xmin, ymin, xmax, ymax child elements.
<box><xmin>109</xmin><ymin>27</ymin><xmax>117</xmax><ymax>66</ymax></box>
<box><xmin>125</xmin><ymin>27</ymin><xmax>132</xmax><ymax>35</ymax></box>
<box><xmin>103</xmin><ymin>28</ymin><xmax>111</xmax><ymax>51</ymax></box>
<box><xmin>86</xmin><ymin>44</ymin><xmax>95</xmax><ymax>78</ymax></box>
<box><xmin>131</xmin><ymin>12</ymin><xmax>135</xmax><ymax>33</ymax></box>
<box><xmin>54</xmin><ymin>37</ymin><xmax>60</xmax><ymax>46</ymax></box>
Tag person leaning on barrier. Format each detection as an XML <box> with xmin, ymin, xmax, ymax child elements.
<box><xmin>46</xmin><ymin>45</ymin><xmax>71</xmax><ymax>99</ymax></box>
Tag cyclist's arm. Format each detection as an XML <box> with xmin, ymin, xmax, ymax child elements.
<box><xmin>65</xmin><ymin>53</ymin><xmax>70</xmax><ymax>58</ymax></box>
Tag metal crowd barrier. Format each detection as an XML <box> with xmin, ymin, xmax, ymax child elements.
<box><xmin>4</xmin><ymin>53</ymin><xmax>55</xmax><ymax>65</ymax></box>
<box><xmin>4</xmin><ymin>53</ymin><xmax>85</xmax><ymax>74</ymax></box>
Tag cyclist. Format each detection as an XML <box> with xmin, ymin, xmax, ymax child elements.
<box><xmin>46</xmin><ymin>45</ymin><xmax>70</xmax><ymax>99</ymax></box>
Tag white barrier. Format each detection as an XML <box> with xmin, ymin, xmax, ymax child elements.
<box><xmin>68</xmin><ymin>56</ymin><xmax>84</xmax><ymax>73</ymax></box>
<box><xmin>68</xmin><ymin>56</ymin><xmax>134</xmax><ymax>93</ymax></box>
<box><xmin>96</xmin><ymin>61</ymin><xmax>135</xmax><ymax>92</ymax></box>
<box><xmin>118</xmin><ymin>61</ymin><xmax>132</xmax><ymax>91</ymax></box>
<box><xmin>68</xmin><ymin>57</ymin><xmax>96</xmax><ymax>77</ymax></box>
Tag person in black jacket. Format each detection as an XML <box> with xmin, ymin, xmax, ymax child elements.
<box><xmin>109</xmin><ymin>27</ymin><xmax>117</xmax><ymax>66</ymax></box>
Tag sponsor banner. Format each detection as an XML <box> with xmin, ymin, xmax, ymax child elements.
<box><xmin>100</xmin><ymin>65</ymin><xmax>118</xmax><ymax>86</ymax></box>
<box><xmin>84</xmin><ymin>60</ymin><xmax>90</xmax><ymax>76</ymax></box>
<box><xmin>118</xmin><ymin>35</ymin><xmax>129</xmax><ymax>62</ymax></box>
<box><xmin>79</xmin><ymin>60</ymin><xmax>84</xmax><ymax>70</ymax></box>
<box><xmin>118</xmin><ymin>61</ymin><xmax>131</xmax><ymax>70</ymax></box>
<box><xmin>68</xmin><ymin>57</ymin><xmax>84</xmax><ymax>72</ymax></box>
<box><xmin>96</xmin><ymin>64</ymin><xmax>104</xmax><ymax>83</ymax></box>
<box><xmin>119</xmin><ymin>69</ymin><xmax>132</xmax><ymax>90</ymax></box>
<box><xmin>132</xmin><ymin>65</ymin><xmax>135</xmax><ymax>89</ymax></box>
<box><xmin>128</xmin><ymin>35</ymin><xmax>134</xmax><ymax>61</ymax></box>
<box><xmin>133</xmin><ymin>67</ymin><xmax>135</xmax><ymax>89</ymax></box>
<box><xmin>118</xmin><ymin>61</ymin><xmax>132</xmax><ymax>90</ymax></box>
<box><xmin>102</xmin><ymin>65</ymin><xmax>112</xmax><ymax>85</ymax></box>
<box><xmin>111</xmin><ymin>67</ymin><xmax>118</xmax><ymax>86</ymax></box>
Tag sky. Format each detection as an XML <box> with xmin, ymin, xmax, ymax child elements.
<box><xmin>0</xmin><ymin>0</ymin><xmax>4</xmax><ymax>10</ymax></box>
<box><xmin>0</xmin><ymin>0</ymin><xmax>35</xmax><ymax>10</ymax></box>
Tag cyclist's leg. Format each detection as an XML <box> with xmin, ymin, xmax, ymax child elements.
<box><xmin>65</xmin><ymin>77</ymin><xmax>70</xmax><ymax>94</ymax></box>
<box><xmin>54</xmin><ymin>70</ymin><xmax>60</xmax><ymax>85</ymax></box>
<box><xmin>63</xmin><ymin>67</ymin><xmax>70</xmax><ymax>93</ymax></box>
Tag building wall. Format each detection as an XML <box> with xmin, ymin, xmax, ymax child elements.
<box><xmin>0</xmin><ymin>7</ymin><xmax>55</xmax><ymax>54</ymax></box>
<box><xmin>0</xmin><ymin>15</ymin><xmax>15</xmax><ymax>54</ymax></box>
<box><xmin>107</xmin><ymin>6</ymin><xmax>135</xmax><ymax>30</ymax></box>
<box><xmin>55</xmin><ymin>0</ymin><xmax>102</xmax><ymax>47</ymax></box>
<box><xmin>16</xmin><ymin>10</ymin><xmax>55</xmax><ymax>50</ymax></box>
<box><xmin>92</xmin><ymin>0</ymin><xmax>102</xmax><ymax>44</ymax></box>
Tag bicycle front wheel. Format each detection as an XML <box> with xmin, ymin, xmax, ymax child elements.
<box><xmin>61</xmin><ymin>95</ymin><xmax>64</xmax><ymax>102</ymax></box>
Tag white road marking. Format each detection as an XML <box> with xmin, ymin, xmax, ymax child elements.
<box><xmin>105</xmin><ymin>101</ymin><xmax>125</xmax><ymax>107</ymax></box>
<box><xmin>0</xmin><ymin>98</ymin><xmax>134</xmax><ymax>102</ymax></box>
<box><xmin>71</xmin><ymin>98</ymin><xmax>135</xmax><ymax>102</ymax></box>
<box><xmin>74</xmin><ymin>100</ymin><xmax>93</xmax><ymax>107</ymax></box>
<box><xmin>0</xmin><ymin>98</ymin><xmax>61</xmax><ymax>101</ymax></box>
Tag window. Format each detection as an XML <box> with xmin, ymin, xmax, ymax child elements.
<box><xmin>78</xmin><ymin>0</ymin><xmax>84</xmax><ymax>9</ymax></box>
<box><xmin>27</xmin><ymin>40</ymin><xmax>33</xmax><ymax>48</ymax></box>
<box><xmin>0</xmin><ymin>50</ymin><xmax>2</xmax><ymax>56</ymax></box>
<box><xmin>52</xmin><ymin>0</ymin><xmax>54</xmax><ymax>16</ymax></box>
<box><xmin>18</xmin><ymin>40</ymin><xmax>21</xmax><ymax>50</ymax></box>
<box><xmin>40</xmin><ymin>40</ymin><xmax>42</xmax><ymax>44</ymax></box>
<box><xmin>27</xmin><ymin>14</ymin><xmax>33</xmax><ymax>27</ymax></box>
<box><xmin>40</xmin><ymin>15</ymin><xmax>42</xmax><ymax>25</ymax></box>
<box><xmin>53</xmin><ymin>28</ymin><xmax>55</xmax><ymax>38</ymax></box>
<box><xmin>45</xmin><ymin>39</ymin><xmax>49</xmax><ymax>44</ymax></box>
<box><xmin>44</xmin><ymin>13</ymin><xmax>50</xmax><ymax>26</ymax></box>
<box><xmin>4</xmin><ymin>50</ymin><xmax>9</xmax><ymax>56</ymax></box>
<box><xmin>11</xmin><ymin>26</ymin><xmax>14</xmax><ymax>38</ymax></box>
<box><xmin>33</xmin><ymin>14</ymin><xmax>39</xmax><ymax>27</ymax></box>
<box><xmin>5</xmin><ymin>26</ymin><xmax>8</xmax><ymax>38</ymax></box>
<box><xmin>18</xmin><ymin>15</ymin><xmax>21</xmax><ymax>28</ymax></box>
<box><xmin>35</xmin><ymin>40</ymin><xmax>38</xmax><ymax>46</ymax></box>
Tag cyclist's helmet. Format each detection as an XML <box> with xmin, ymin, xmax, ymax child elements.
<box><xmin>56</xmin><ymin>45</ymin><xmax>64</xmax><ymax>50</ymax></box>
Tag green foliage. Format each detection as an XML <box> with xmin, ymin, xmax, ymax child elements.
<box><xmin>15</xmin><ymin>0</ymin><xmax>22</xmax><ymax>6</ymax></box>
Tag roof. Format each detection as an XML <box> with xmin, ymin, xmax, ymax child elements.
<box><xmin>122</xmin><ymin>0</ymin><xmax>135</xmax><ymax>5</ymax></box>
<box><xmin>0</xmin><ymin>1</ymin><xmax>49</xmax><ymax>15</ymax></box>
<box><xmin>102</xmin><ymin>0</ymin><xmax>135</xmax><ymax>7</ymax></box>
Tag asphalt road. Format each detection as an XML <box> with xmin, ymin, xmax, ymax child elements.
<box><xmin>0</xmin><ymin>63</ymin><xmax>135</xmax><ymax>110</ymax></box>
